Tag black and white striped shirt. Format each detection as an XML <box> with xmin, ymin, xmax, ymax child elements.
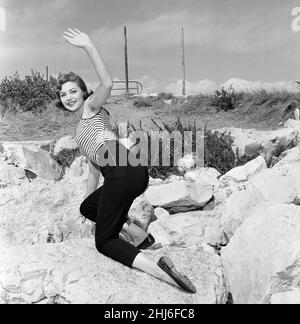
<box><xmin>75</xmin><ymin>107</ymin><xmax>117</xmax><ymax>165</ymax></box>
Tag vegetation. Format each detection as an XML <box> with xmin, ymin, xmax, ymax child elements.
<box><xmin>112</xmin><ymin>118</ymin><xmax>236</xmax><ymax>179</ymax></box>
<box><xmin>0</xmin><ymin>70</ymin><xmax>57</xmax><ymax>114</ymax></box>
<box><xmin>1</xmin><ymin>71</ymin><xmax>300</xmax><ymax>179</ymax></box>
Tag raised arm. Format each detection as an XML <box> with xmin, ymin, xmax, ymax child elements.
<box><xmin>63</xmin><ymin>28</ymin><xmax>113</xmax><ymax>110</ymax></box>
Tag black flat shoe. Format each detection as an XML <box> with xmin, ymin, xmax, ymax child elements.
<box><xmin>157</xmin><ymin>256</ymin><xmax>197</xmax><ymax>294</ymax></box>
<box><xmin>137</xmin><ymin>233</ymin><xmax>155</xmax><ymax>250</ymax></box>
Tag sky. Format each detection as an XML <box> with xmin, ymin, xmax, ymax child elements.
<box><xmin>1</xmin><ymin>0</ymin><xmax>300</xmax><ymax>94</ymax></box>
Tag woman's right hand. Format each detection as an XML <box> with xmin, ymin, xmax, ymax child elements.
<box><xmin>63</xmin><ymin>28</ymin><xmax>93</xmax><ymax>49</ymax></box>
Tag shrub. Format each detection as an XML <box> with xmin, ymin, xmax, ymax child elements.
<box><xmin>0</xmin><ymin>70</ymin><xmax>57</xmax><ymax>113</ymax></box>
<box><xmin>133</xmin><ymin>97</ymin><xmax>153</xmax><ymax>108</ymax></box>
<box><xmin>211</xmin><ymin>85</ymin><xmax>237</xmax><ymax>111</ymax></box>
<box><xmin>157</xmin><ymin>92</ymin><xmax>174</xmax><ymax>100</ymax></box>
<box><xmin>118</xmin><ymin>118</ymin><xmax>236</xmax><ymax>179</ymax></box>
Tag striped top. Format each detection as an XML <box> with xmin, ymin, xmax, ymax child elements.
<box><xmin>75</xmin><ymin>107</ymin><xmax>118</xmax><ymax>165</ymax></box>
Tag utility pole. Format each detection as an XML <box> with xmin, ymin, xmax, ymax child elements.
<box><xmin>124</xmin><ymin>26</ymin><xmax>129</xmax><ymax>94</ymax></box>
<box><xmin>181</xmin><ymin>28</ymin><xmax>186</xmax><ymax>96</ymax></box>
<box><xmin>46</xmin><ymin>65</ymin><xmax>49</xmax><ymax>82</ymax></box>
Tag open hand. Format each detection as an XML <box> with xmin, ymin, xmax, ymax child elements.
<box><xmin>63</xmin><ymin>28</ymin><xmax>92</xmax><ymax>49</ymax></box>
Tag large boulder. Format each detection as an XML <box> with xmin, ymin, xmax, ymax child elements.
<box><xmin>0</xmin><ymin>162</ymin><xmax>27</xmax><ymax>187</ymax></box>
<box><xmin>219</xmin><ymin>156</ymin><xmax>267</xmax><ymax>188</ymax></box>
<box><xmin>145</xmin><ymin>168</ymin><xmax>220</xmax><ymax>214</ymax></box>
<box><xmin>0</xmin><ymin>141</ymin><xmax>54</xmax><ymax>167</ymax></box>
<box><xmin>22</xmin><ymin>146</ymin><xmax>64</xmax><ymax>181</ymax></box>
<box><xmin>249</xmin><ymin>161</ymin><xmax>300</xmax><ymax>205</ymax></box>
<box><xmin>53</xmin><ymin>135</ymin><xmax>78</xmax><ymax>156</ymax></box>
<box><xmin>221</xmin><ymin>201</ymin><xmax>300</xmax><ymax>304</ymax></box>
<box><xmin>149</xmin><ymin>207</ymin><xmax>226</xmax><ymax>248</ymax></box>
<box><xmin>284</xmin><ymin>119</ymin><xmax>300</xmax><ymax>131</ymax></box>
<box><xmin>262</xmin><ymin>257</ymin><xmax>300</xmax><ymax>304</ymax></box>
<box><xmin>214</xmin><ymin>127</ymin><xmax>299</xmax><ymax>163</ymax></box>
<box><xmin>0</xmin><ymin>239</ymin><xmax>228</xmax><ymax>304</ymax></box>
<box><xmin>276</xmin><ymin>146</ymin><xmax>300</xmax><ymax>166</ymax></box>
<box><xmin>64</xmin><ymin>156</ymin><xmax>88</xmax><ymax>179</ymax></box>
<box><xmin>0</xmin><ymin>172</ymin><xmax>155</xmax><ymax>247</ymax></box>
<box><xmin>222</xmin><ymin>161</ymin><xmax>300</xmax><ymax>237</ymax></box>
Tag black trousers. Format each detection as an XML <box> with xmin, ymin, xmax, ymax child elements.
<box><xmin>79</xmin><ymin>140</ymin><xmax>149</xmax><ymax>267</ymax></box>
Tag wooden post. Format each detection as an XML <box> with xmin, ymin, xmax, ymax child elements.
<box><xmin>46</xmin><ymin>65</ymin><xmax>49</xmax><ymax>82</ymax></box>
<box><xmin>181</xmin><ymin>28</ymin><xmax>186</xmax><ymax>96</ymax></box>
<box><xmin>124</xmin><ymin>26</ymin><xmax>129</xmax><ymax>94</ymax></box>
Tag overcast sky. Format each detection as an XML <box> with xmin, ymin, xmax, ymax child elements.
<box><xmin>1</xmin><ymin>0</ymin><xmax>300</xmax><ymax>94</ymax></box>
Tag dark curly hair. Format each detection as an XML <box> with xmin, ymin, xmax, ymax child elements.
<box><xmin>55</xmin><ymin>72</ymin><xmax>93</xmax><ymax>109</ymax></box>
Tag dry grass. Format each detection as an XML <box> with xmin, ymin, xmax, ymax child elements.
<box><xmin>1</xmin><ymin>90</ymin><xmax>299</xmax><ymax>142</ymax></box>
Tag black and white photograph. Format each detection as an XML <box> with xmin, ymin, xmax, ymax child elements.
<box><xmin>0</xmin><ymin>0</ymin><xmax>300</xmax><ymax>307</ymax></box>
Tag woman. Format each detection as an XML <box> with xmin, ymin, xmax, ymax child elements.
<box><xmin>57</xmin><ymin>28</ymin><xmax>196</xmax><ymax>294</ymax></box>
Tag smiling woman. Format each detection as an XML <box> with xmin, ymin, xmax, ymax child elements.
<box><xmin>0</xmin><ymin>7</ymin><xmax>6</xmax><ymax>32</ymax></box>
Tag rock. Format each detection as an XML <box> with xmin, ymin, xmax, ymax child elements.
<box><xmin>22</xmin><ymin>146</ymin><xmax>64</xmax><ymax>181</ymax></box>
<box><xmin>276</xmin><ymin>146</ymin><xmax>300</xmax><ymax>166</ymax></box>
<box><xmin>119</xmin><ymin>138</ymin><xmax>135</xmax><ymax>150</ymax></box>
<box><xmin>0</xmin><ymin>239</ymin><xmax>228</xmax><ymax>304</ymax></box>
<box><xmin>53</xmin><ymin>136</ymin><xmax>79</xmax><ymax>156</ymax></box>
<box><xmin>221</xmin><ymin>187</ymin><xmax>266</xmax><ymax>237</ymax></box>
<box><xmin>145</xmin><ymin>178</ymin><xmax>214</xmax><ymax>214</ymax></box>
<box><xmin>0</xmin><ymin>177</ymin><xmax>94</xmax><ymax>247</ymax></box>
<box><xmin>64</xmin><ymin>156</ymin><xmax>88</xmax><ymax>178</ymax></box>
<box><xmin>250</xmin><ymin>162</ymin><xmax>300</xmax><ymax>205</ymax></box>
<box><xmin>214</xmin><ymin>127</ymin><xmax>299</xmax><ymax>163</ymax></box>
<box><xmin>271</xmin><ymin>290</ymin><xmax>300</xmax><ymax>304</ymax></box>
<box><xmin>0</xmin><ymin>141</ymin><xmax>54</xmax><ymax>168</ymax></box>
<box><xmin>284</xmin><ymin>119</ymin><xmax>300</xmax><ymax>131</ymax></box>
<box><xmin>219</xmin><ymin>156</ymin><xmax>267</xmax><ymax>188</ymax></box>
<box><xmin>149</xmin><ymin>207</ymin><xmax>226</xmax><ymax>248</ymax></box>
<box><xmin>127</xmin><ymin>195</ymin><xmax>156</xmax><ymax>231</ymax></box>
<box><xmin>0</xmin><ymin>162</ymin><xmax>27</xmax><ymax>187</ymax></box>
<box><xmin>262</xmin><ymin>257</ymin><xmax>300</xmax><ymax>304</ymax></box>
<box><xmin>221</xmin><ymin>201</ymin><xmax>300</xmax><ymax>304</ymax></box>
<box><xmin>177</xmin><ymin>154</ymin><xmax>198</xmax><ymax>172</ymax></box>
<box><xmin>149</xmin><ymin>177</ymin><xmax>164</xmax><ymax>186</ymax></box>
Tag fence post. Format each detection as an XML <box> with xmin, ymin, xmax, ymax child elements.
<box><xmin>181</xmin><ymin>28</ymin><xmax>186</xmax><ymax>96</ymax></box>
<box><xmin>124</xmin><ymin>26</ymin><xmax>129</xmax><ymax>94</ymax></box>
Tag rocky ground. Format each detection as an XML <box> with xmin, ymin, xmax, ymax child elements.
<box><xmin>1</xmin><ymin>109</ymin><xmax>300</xmax><ymax>303</ymax></box>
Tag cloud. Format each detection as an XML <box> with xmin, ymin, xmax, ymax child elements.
<box><xmin>90</xmin><ymin>5</ymin><xmax>293</xmax><ymax>55</ymax></box>
<box><xmin>221</xmin><ymin>78</ymin><xmax>297</xmax><ymax>92</ymax></box>
<box><xmin>165</xmin><ymin>79</ymin><xmax>219</xmax><ymax>96</ymax></box>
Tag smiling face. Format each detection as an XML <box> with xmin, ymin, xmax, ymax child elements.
<box><xmin>59</xmin><ymin>81</ymin><xmax>85</xmax><ymax>112</ymax></box>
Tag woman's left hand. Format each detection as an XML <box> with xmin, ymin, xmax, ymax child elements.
<box><xmin>63</xmin><ymin>28</ymin><xmax>93</xmax><ymax>49</ymax></box>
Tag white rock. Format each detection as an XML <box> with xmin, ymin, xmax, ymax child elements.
<box><xmin>64</xmin><ymin>156</ymin><xmax>88</xmax><ymax>179</ymax></box>
<box><xmin>284</xmin><ymin>119</ymin><xmax>300</xmax><ymax>130</ymax></box>
<box><xmin>220</xmin><ymin>156</ymin><xmax>267</xmax><ymax>187</ymax></box>
<box><xmin>221</xmin><ymin>201</ymin><xmax>300</xmax><ymax>304</ymax></box>
<box><xmin>214</xmin><ymin>127</ymin><xmax>299</xmax><ymax>162</ymax></box>
<box><xmin>177</xmin><ymin>154</ymin><xmax>198</xmax><ymax>172</ymax></box>
<box><xmin>145</xmin><ymin>179</ymin><xmax>213</xmax><ymax>214</ymax></box>
<box><xmin>276</xmin><ymin>146</ymin><xmax>300</xmax><ymax>166</ymax></box>
<box><xmin>151</xmin><ymin>207</ymin><xmax>225</xmax><ymax>247</ymax></box>
<box><xmin>0</xmin><ymin>162</ymin><xmax>27</xmax><ymax>187</ymax></box>
<box><xmin>271</xmin><ymin>290</ymin><xmax>300</xmax><ymax>304</ymax></box>
<box><xmin>53</xmin><ymin>135</ymin><xmax>79</xmax><ymax>156</ymax></box>
<box><xmin>0</xmin><ymin>239</ymin><xmax>228</xmax><ymax>304</ymax></box>
<box><xmin>119</xmin><ymin>137</ymin><xmax>135</xmax><ymax>150</ymax></box>
<box><xmin>0</xmin><ymin>141</ymin><xmax>53</xmax><ymax>168</ymax></box>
